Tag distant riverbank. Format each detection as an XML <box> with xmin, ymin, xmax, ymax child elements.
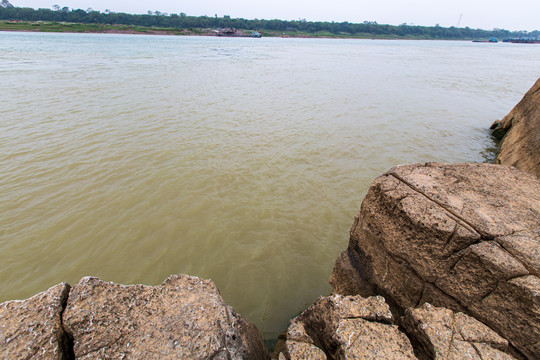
<box><xmin>0</xmin><ymin>20</ymin><xmax>200</xmax><ymax>36</ymax></box>
<box><xmin>0</xmin><ymin>20</ymin><xmax>458</xmax><ymax>40</ymax></box>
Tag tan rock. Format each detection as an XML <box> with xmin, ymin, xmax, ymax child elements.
<box><xmin>63</xmin><ymin>275</ymin><xmax>269</xmax><ymax>360</ymax></box>
<box><xmin>330</xmin><ymin>163</ymin><xmax>540</xmax><ymax>359</ymax></box>
<box><xmin>401</xmin><ymin>303</ymin><xmax>516</xmax><ymax>359</ymax></box>
<box><xmin>469</xmin><ymin>275</ymin><xmax>540</xmax><ymax>359</ymax></box>
<box><xmin>0</xmin><ymin>282</ymin><xmax>71</xmax><ymax>359</ymax></box>
<box><xmin>275</xmin><ymin>294</ymin><xmax>416</xmax><ymax>360</ymax></box>
<box><xmin>275</xmin><ymin>336</ymin><xmax>326</xmax><ymax>360</ymax></box>
<box><xmin>493</xmin><ymin>77</ymin><xmax>540</xmax><ymax>178</ymax></box>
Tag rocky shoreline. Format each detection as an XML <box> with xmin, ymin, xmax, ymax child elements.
<box><xmin>1</xmin><ymin>78</ymin><xmax>539</xmax><ymax>359</ymax></box>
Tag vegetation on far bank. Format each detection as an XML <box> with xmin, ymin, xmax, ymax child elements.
<box><xmin>0</xmin><ymin>20</ymin><xmax>478</xmax><ymax>40</ymax></box>
<box><xmin>0</xmin><ymin>20</ymin><xmax>202</xmax><ymax>35</ymax></box>
<box><xmin>1</xmin><ymin>1</ymin><xmax>539</xmax><ymax>40</ymax></box>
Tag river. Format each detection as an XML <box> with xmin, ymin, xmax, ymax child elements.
<box><xmin>1</xmin><ymin>31</ymin><xmax>540</xmax><ymax>339</ymax></box>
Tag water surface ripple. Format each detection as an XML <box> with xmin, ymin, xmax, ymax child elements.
<box><xmin>1</xmin><ymin>32</ymin><xmax>540</xmax><ymax>338</ymax></box>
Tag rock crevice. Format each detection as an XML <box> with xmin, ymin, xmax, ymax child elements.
<box><xmin>330</xmin><ymin>163</ymin><xmax>540</xmax><ymax>359</ymax></box>
<box><xmin>0</xmin><ymin>282</ymin><xmax>73</xmax><ymax>359</ymax></box>
<box><xmin>400</xmin><ymin>303</ymin><xmax>519</xmax><ymax>360</ymax></box>
<box><xmin>389</xmin><ymin>171</ymin><xmax>482</xmax><ymax>238</ymax></box>
<box><xmin>274</xmin><ymin>295</ymin><xmax>417</xmax><ymax>360</ymax></box>
<box><xmin>0</xmin><ymin>276</ymin><xmax>269</xmax><ymax>360</ymax></box>
<box><xmin>57</xmin><ymin>286</ymin><xmax>75</xmax><ymax>360</ymax></box>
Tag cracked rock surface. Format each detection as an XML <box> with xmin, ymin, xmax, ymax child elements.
<box><xmin>274</xmin><ymin>294</ymin><xmax>416</xmax><ymax>359</ymax></box>
<box><xmin>63</xmin><ymin>275</ymin><xmax>269</xmax><ymax>359</ymax></box>
<box><xmin>401</xmin><ymin>303</ymin><xmax>516</xmax><ymax>359</ymax></box>
<box><xmin>0</xmin><ymin>282</ymin><xmax>72</xmax><ymax>359</ymax></box>
<box><xmin>329</xmin><ymin>163</ymin><xmax>540</xmax><ymax>359</ymax></box>
<box><xmin>492</xmin><ymin>77</ymin><xmax>540</xmax><ymax>178</ymax></box>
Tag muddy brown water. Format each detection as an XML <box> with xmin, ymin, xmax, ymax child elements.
<box><xmin>1</xmin><ymin>31</ymin><xmax>540</xmax><ymax>338</ymax></box>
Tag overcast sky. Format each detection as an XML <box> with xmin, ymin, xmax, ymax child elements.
<box><xmin>10</xmin><ymin>0</ymin><xmax>540</xmax><ymax>31</ymax></box>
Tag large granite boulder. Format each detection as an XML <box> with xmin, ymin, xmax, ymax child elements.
<box><xmin>401</xmin><ymin>303</ymin><xmax>517</xmax><ymax>359</ymax></box>
<box><xmin>274</xmin><ymin>294</ymin><xmax>416</xmax><ymax>359</ymax></box>
<box><xmin>329</xmin><ymin>163</ymin><xmax>540</xmax><ymax>359</ymax></box>
<box><xmin>0</xmin><ymin>282</ymin><xmax>72</xmax><ymax>359</ymax></box>
<box><xmin>492</xmin><ymin>77</ymin><xmax>540</xmax><ymax>178</ymax></box>
<box><xmin>63</xmin><ymin>275</ymin><xmax>269</xmax><ymax>359</ymax></box>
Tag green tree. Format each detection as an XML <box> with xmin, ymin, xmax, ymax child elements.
<box><xmin>0</xmin><ymin>4</ymin><xmax>537</xmax><ymax>40</ymax></box>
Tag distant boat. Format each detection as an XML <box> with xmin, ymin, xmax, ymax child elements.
<box><xmin>473</xmin><ymin>37</ymin><xmax>498</xmax><ymax>43</ymax></box>
<box><xmin>503</xmin><ymin>38</ymin><xmax>540</xmax><ymax>44</ymax></box>
<box><xmin>213</xmin><ymin>28</ymin><xmax>261</xmax><ymax>38</ymax></box>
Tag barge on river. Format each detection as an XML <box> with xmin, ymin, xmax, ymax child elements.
<box><xmin>213</xmin><ymin>28</ymin><xmax>261</xmax><ymax>38</ymax></box>
<box><xmin>503</xmin><ymin>38</ymin><xmax>540</xmax><ymax>44</ymax></box>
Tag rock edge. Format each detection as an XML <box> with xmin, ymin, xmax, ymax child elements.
<box><xmin>0</xmin><ymin>275</ymin><xmax>269</xmax><ymax>360</ymax></box>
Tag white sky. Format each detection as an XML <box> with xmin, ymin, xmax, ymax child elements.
<box><xmin>10</xmin><ymin>0</ymin><xmax>540</xmax><ymax>31</ymax></box>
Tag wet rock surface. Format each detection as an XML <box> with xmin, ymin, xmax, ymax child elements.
<box><xmin>492</xmin><ymin>77</ymin><xmax>540</xmax><ymax>178</ymax></box>
<box><xmin>63</xmin><ymin>275</ymin><xmax>269</xmax><ymax>359</ymax></box>
<box><xmin>330</xmin><ymin>162</ymin><xmax>540</xmax><ymax>359</ymax></box>
<box><xmin>0</xmin><ymin>282</ymin><xmax>72</xmax><ymax>359</ymax></box>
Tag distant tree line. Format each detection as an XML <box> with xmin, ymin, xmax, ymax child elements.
<box><xmin>1</xmin><ymin>3</ymin><xmax>538</xmax><ymax>40</ymax></box>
